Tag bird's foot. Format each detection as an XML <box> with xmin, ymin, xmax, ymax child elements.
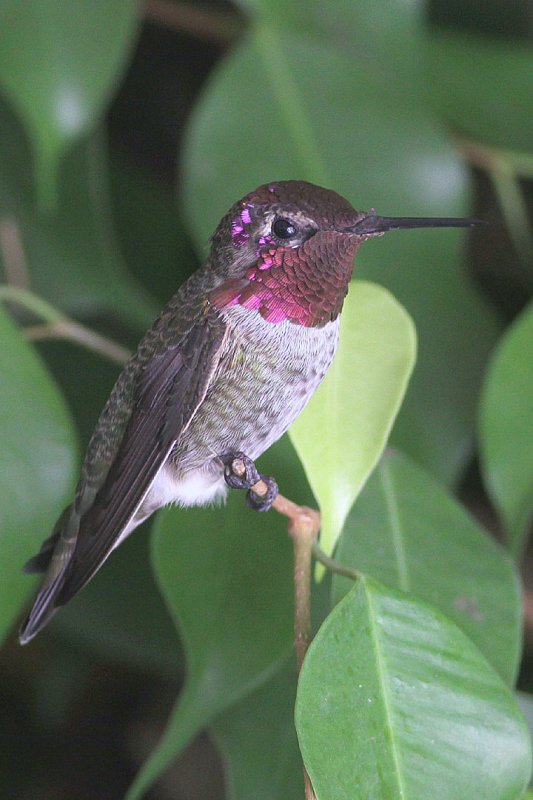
<box><xmin>246</xmin><ymin>475</ymin><xmax>278</xmax><ymax>513</ymax></box>
<box><xmin>220</xmin><ymin>451</ymin><xmax>278</xmax><ymax>513</ymax></box>
<box><xmin>221</xmin><ymin>451</ymin><xmax>261</xmax><ymax>490</ymax></box>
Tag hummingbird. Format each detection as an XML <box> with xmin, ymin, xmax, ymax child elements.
<box><xmin>19</xmin><ymin>180</ymin><xmax>479</xmax><ymax>643</ymax></box>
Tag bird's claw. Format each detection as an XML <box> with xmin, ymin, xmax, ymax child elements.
<box><xmin>246</xmin><ymin>476</ymin><xmax>278</xmax><ymax>513</ymax></box>
<box><xmin>221</xmin><ymin>451</ymin><xmax>261</xmax><ymax>490</ymax></box>
<box><xmin>220</xmin><ymin>451</ymin><xmax>278</xmax><ymax>512</ymax></box>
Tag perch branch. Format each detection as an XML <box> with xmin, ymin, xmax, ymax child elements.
<box><xmin>228</xmin><ymin>460</ymin><xmax>320</xmax><ymax>800</ymax></box>
<box><xmin>0</xmin><ymin>285</ymin><xmax>132</xmax><ymax>366</ymax></box>
<box><xmin>24</xmin><ymin>320</ymin><xmax>131</xmax><ymax>366</ymax></box>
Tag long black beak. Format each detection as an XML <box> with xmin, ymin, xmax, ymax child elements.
<box><xmin>346</xmin><ymin>214</ymin><xmax>484</xmax><ymax>236</ymax></box>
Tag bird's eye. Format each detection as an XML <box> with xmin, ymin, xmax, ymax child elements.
<box><xmin>272</xmin><ymin>217</ymin><xmax>297</xmax><ymax>239</ymax></box>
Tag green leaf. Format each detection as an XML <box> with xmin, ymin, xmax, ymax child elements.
<box><xmin>0</xmin><ymin>99</ymin><xmax>157</xmax><ymax>330</ymax></box>
<box><xmin>333</xmin><ymin>450</ymin><xmax>522</xmax><ymax>685</ymax></box>
<box><xmin>52</xmin><ymin>525</ymin><xmax>184</xmax><ymax>678</ymax></box>
<box><xmin>211</xmin><ymin>660</ymin><xmax>303</xmax><ymax>800</ymax></box>
<box><xmin>182</xmin><ymin>25</ymin><xmax>498</xmax><ymax>484</ymax></box>
<box><xmin>427</xmin><ymin>31</ymin><xmax>533</xmax><ymax>152</ymax></box>
<box><xmin>239</xmin><ymin>0</ymin><xmax>427</xmax><ymax>92</ymax></box>
<box><xmin>126</xmin><ymin>490</ymin><xmax>294</xmax><ymax>799</ymax></box>
<box><xmin>289</xmin><ymin>281</ymin><xmax>416</xmax><ymax>559</ymax></box>
<box><xmin>296</xmin><ymin>576</ymin><xmax>532</xmax><ymax>800</ymax></box>
<box><xmin>479</xmin><ymin>301</ymin><xmax>533</xmax><ymax>555</ymax></box>
<box><xmin>0</xmin><ymin>0</ymin><xmax>139</xmax><ymax>208</ymax></box>
<box><xmin>0</xmin><ymin>306</ymin><xmax>78</xmax><ymax>642</ymax></box>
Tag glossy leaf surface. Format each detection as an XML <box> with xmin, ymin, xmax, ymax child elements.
<box><xmin>296</xmin><ymin>577</ymin><xmax>531</xmax><ymax>800</ymax></box>
<box><xmin>290</xmin><ymin>282</ymin><xmax>416</xmax><ymax>558</ymax></box>
<box><xmin>333</xmin><ymin>450</ymin><xmax>522</xmax><ymax>684</ymax></box>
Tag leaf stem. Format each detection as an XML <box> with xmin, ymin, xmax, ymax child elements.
<box><xmin>0</xmin><ymin>284</ymin><xmax>64</xmax><ymax>325</ymax></box>
<box><xmin>489</xmin><ymin>167</ymin><xmax>533</xmax><ymax>280</ymax></box>
<box><xmin>0</xmin><ymin>285</ymin><xmax>131</xmax><ymax>366</ymax></box>
<box><xmin>456</xmin><ymin>135</ymin><xmax>533</xmax><ymax>178</ymax></box>
<box><xmin>25</xmin><ymin>321</ymin><xmax>131</xmax><ymax>366</ymax></box>
<box><xmin>255</xmin><ymin>21</ymin><xmax>330</xmax><ymax>186</ymax></box>
<box><xmin>455</xmin><ymin>135</ymin><xmax>533</xmax><ymax>283</ymax></box>
<box><xmin>311</xmin><ymin>542</ymin><xmax>360</xmax><ymax>581</ymax></box>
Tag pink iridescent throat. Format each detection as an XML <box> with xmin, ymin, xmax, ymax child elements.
<box><xmin>210</xmin><ymin>232</ymin><xmax>359</xmax><ymax>328</ymax></box>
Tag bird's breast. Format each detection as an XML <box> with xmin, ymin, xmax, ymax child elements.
<box><xmin>170</xmin><ymin>306</ymin><xmax>340</xmax><ymax>476</ymax></box>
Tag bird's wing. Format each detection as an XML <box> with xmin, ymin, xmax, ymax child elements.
<box><xmin>20</xmin><ymin>311</ymin><xmax>228</xmax><ymax>642</ymax></box>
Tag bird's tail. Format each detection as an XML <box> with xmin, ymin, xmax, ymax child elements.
<box><xmin>19</xmin><ymin>507</ymin><xmax>77</xmax><ymax>645</ymax></box>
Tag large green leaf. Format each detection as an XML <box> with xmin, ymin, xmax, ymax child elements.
<box><xmin>0</xmin><ymin>100</ymin><xmax>157</xmax><ymax>329</ymax></box>
<box><xmin>427</xmin><ymin>31</ymin><xmax>533</xmax><ymax>152</ymax></box>
<box><xmin>182</xmin><ymin>24</ymin><xmax>498</xmax><ymax>484</ymax></box>
<box><xmin>289</xmin><ymin>282</ymin><xmax>416</xmax><ymax>559</ymax></box>
<box><xmin>296</xmin><ymin>577</ymin><xmax>531</xmax><ymax>800</ymax></box>
<box><xmin>333</xmin><ymin>450</ymin><xmax>522</xmax><ymax>685</ymax></box>
<box><xmin>479</xmin><ymin>301</ymin><xmax>533</xmax><ymax>555</ymax></box>
<box><xmin>237</xmin><ymin>0</ymin><xmax>426</xmax><ymax>89</ymax></box>
<box><xmin>0</xmin><ymin>0</ymin><xmax>139</xmax><ymax>207</ymax></box>
<box><xmin>211</xmin><ymin>660</ymin><xmax>303</xmax><ymax>800</ymax></box>
<box><xmin>126</xmin><ymin>489</ymin><xmax>295</xmax><ymax>799</ymax></box>
<box><xmin>0</xmin><ymin>306</ymin><xmax>77</xmax><ymax>643</ymax></box>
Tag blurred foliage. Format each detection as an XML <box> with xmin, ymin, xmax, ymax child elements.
<box><xmin>479</xmin><ymin>301</ymin><xmax>533</xmax><ymax>557</ymax></box>
<box><xmin>0</xmin><ymin>0</ymin><xmax>532</xmax><ymax>798</ymax></box>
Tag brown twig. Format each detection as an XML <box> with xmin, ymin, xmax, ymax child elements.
<box><xmin>229</xmin><ymin>458</ymin><xmax>319</xmax><ymax>799</ymax></box>
<box><xmin>24</xmin><ymin>320</ymin><xmax>132</xmax><ymax>366</ymax></box>
<box><xmin>261</xmin><ymin>482</ymin><xmax>319</xmax><ymax>800</ymax></box>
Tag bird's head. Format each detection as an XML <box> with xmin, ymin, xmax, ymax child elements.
<box><xmin>209</xmin><ymin>180</ymin><xmax>479</xmax><ymax>327</ymax></box>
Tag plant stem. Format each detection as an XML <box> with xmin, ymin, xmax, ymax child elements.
<box><xmin>286</xmin><ymin>503</ymin><xmax>319</xmax><ymax>672</ymax></box>
<box><xmin>455</xmin><ymin>134</ymin><xmax>533</xmax><ymax>283</ymax></box>
<box><xmin>25</xmin><ymin>321</ymin><xmax>131</xmax><ymax>366</ymax></box>
<box><xmin>238</xmin><ymin>470</ymin><xmax>320</xmax><ymax>800</ymax></box>
<box><xmin>312</xmin><ymin>541</ymin><xmax>360</xmax><ymax>581</ymax></box>
<box><xmin>272</xmin><ymin>490</ymin><xmax>319</xmax><ymax>800</ymax></box>
<box><xmin>0</xmin><ymin>284</ymin><xmax>131</xmax><ymax>366</ymax></box>
<box><xmin>0</xmin><ymin>285</ymin><xmax>64</xmax><ymax>324</ymax></box>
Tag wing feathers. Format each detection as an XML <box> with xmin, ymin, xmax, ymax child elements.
<box><xmin>20</xmin><ymin>313</ymin><xmax>227</xmax><ymax>641</ymax></box>
<box><xmin>59</xmin><ymin>319</ymin><xmax>227</xmax><ymax>602</ymax></box>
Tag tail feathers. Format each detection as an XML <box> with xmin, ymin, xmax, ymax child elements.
<box><xmin>19</xmin><ymin>507</ymin><xmax>78</xmax><ymax>645</ymax></box>
<box><xmin>19</xmin><ymin>569</ymin><xmax>67</xmax><ymax>644</ymax></box>
<box><xmin>22</xmin><ymin>531</ymin><xmax>60</xmax><ymax>574</ymax></box>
